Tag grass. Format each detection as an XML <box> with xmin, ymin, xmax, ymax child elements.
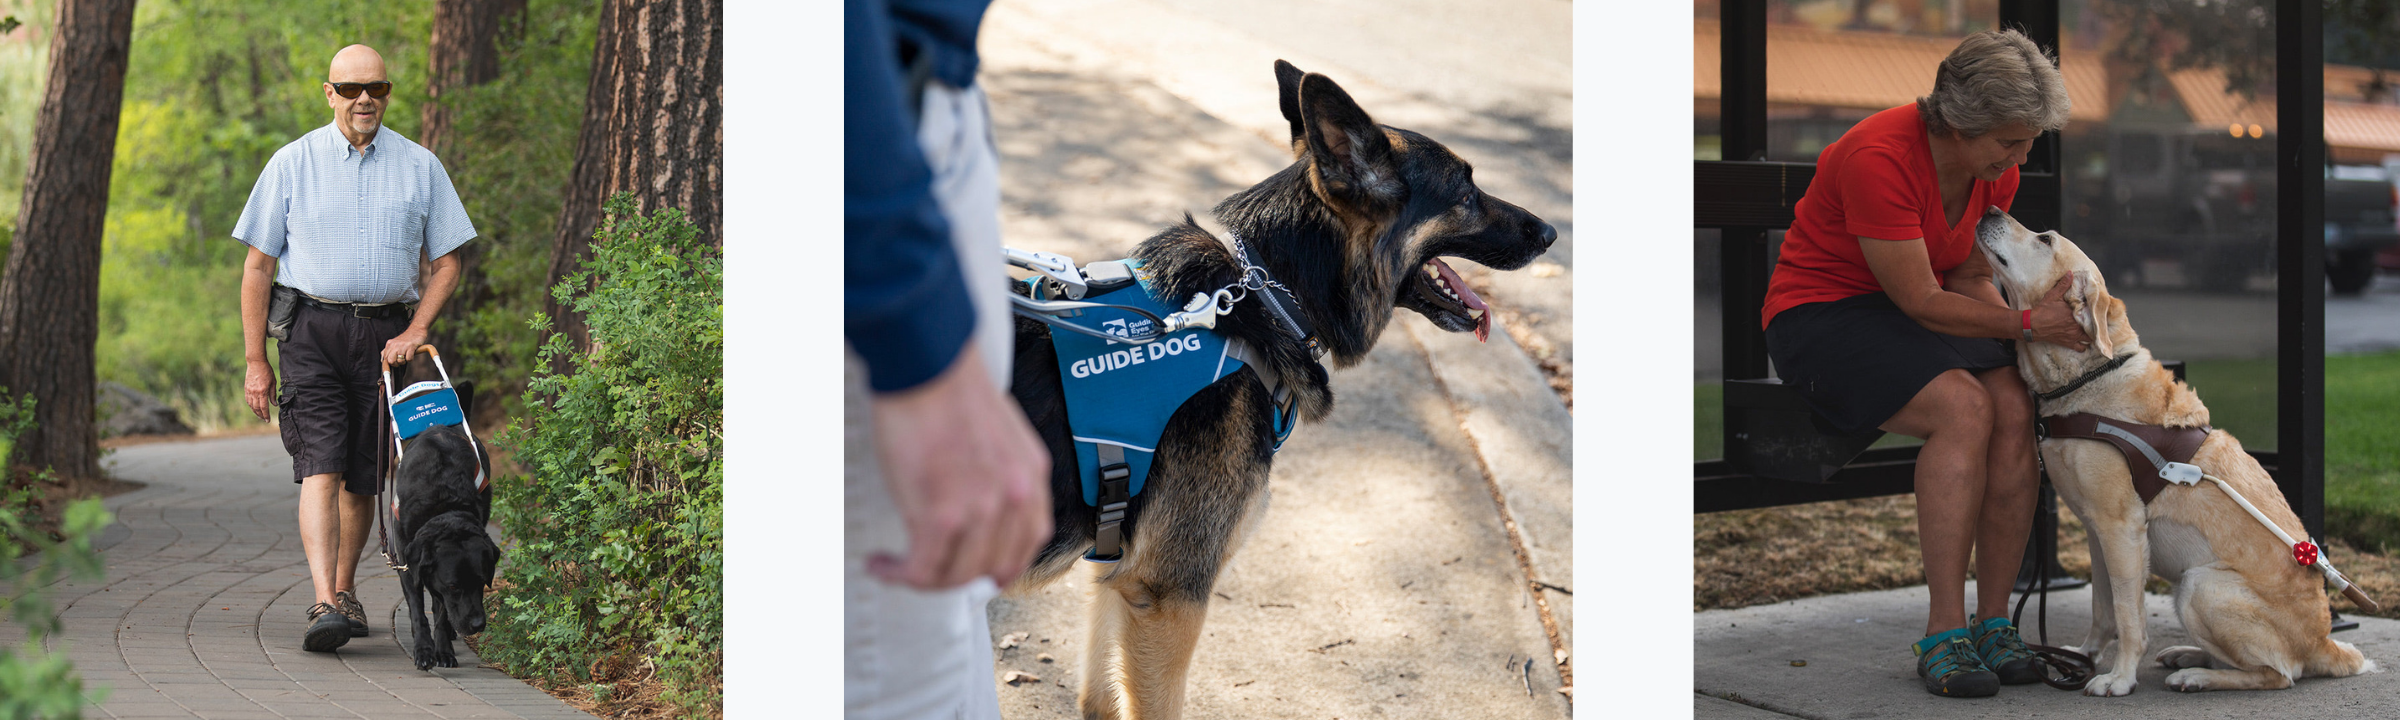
<box><xmin>2327</xmin><ymin>351</ymin><xmax>2400</xmax><ymax>553</ymax></box>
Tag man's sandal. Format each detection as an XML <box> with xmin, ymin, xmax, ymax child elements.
<box><xmin>1912</xmin><ymin>628</ymin><xmax>1999</xmax><ymax>697</ymax></box>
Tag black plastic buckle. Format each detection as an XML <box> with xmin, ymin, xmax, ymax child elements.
<box><xmin>1085</xmin><ymin>463</ymin><xmax>1133</xmax><ymax>562</ymax></box>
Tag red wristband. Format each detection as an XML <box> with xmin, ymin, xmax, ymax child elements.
<box><xmin>2022</xmin><ymin>309</ymin><xmax>2033</xmax><ymax>330</ymax></box>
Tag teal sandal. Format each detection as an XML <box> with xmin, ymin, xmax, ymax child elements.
<box><xmin>1912</xmin><ymin>628</ymin><xmax>1999</xmax><ymax>697</ymax></box>
<box><xmin>1970</xmin><ymin>615</ymin><xmax>2041</xmax><ymax>685</ymax></box>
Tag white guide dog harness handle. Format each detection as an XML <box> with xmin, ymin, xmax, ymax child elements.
<box><xmin>2196</xmin><ymin>470</ymin><xmax>2381</xmax><ymax>613</ymax></box>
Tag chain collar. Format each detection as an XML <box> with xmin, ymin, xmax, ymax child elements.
<box><xmin>1219</xmin><ymin>231</ymin><xmax>1323</xmax><ymax>358</ymax></box>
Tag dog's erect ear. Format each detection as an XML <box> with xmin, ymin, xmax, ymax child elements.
<box><xmin>1275</xmin><ymin>60</ymin><xmax>1306</xmax><ymax>144</ymax></box>
<box><xmin>1298</xmin><ymin>72</ymin><xmax>1400</xmax><ymax>210</ymax></box>
<box><xmin>2074</xmin><ymin>270</ymin><xmax>2114</xmax><ymax>357</ymax></box>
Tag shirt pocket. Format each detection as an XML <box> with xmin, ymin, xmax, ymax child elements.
<box><xmin>372</xmin><ymin>173</ymin><xmax>430</xmax><ymax>257</ymax></box>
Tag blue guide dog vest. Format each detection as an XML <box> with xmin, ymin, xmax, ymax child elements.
<box><xmin>1040</xmin><ymin>261</ymin><xmax>1297</xmax><ymax>560</ymax></box>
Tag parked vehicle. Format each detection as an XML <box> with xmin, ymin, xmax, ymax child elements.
<box><xmin>2066</xmin><ymin>127</ymin><xmax>2277</xmax><ymax>292</ymax></box>
<box><xmin>2066</xmin><ymin>128</ymin><xmax>2397</xmax><ymax>294</ymax></box>
<box><xmin>2325</xmin><ymin>163</ymin><xmax>2400</xmax><ymax>295</ymax></box>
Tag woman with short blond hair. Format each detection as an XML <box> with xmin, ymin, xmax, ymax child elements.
<box><xmin>1761</xmin><ymin>28</ymin><xmax>2090</xmax><ymax>698</ymax></box>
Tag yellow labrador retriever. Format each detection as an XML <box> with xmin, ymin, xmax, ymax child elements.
<box><xmin>1975</xmin><ymin>208</ymin><xmax>2376</xmax><ymax>696</ymax></box>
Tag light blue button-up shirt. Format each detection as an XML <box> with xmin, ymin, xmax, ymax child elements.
<box><xmin>232</xmin><ymin>123</ymin><xmax>476</xmax><ymax>304</ymax></box>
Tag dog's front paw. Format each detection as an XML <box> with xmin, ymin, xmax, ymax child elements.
<box><xmin>432</xmin><ymin>643</ymin><xmax>458</xmax><ymax>668</ymax></box>
<box><xmin>2084</xmin><ymin>672</ymin><xmax>2138</xmax><ymax>697</ymax></box>
<box><xmin>2154</xmin><ymin>646</ymin><xmax>2210</xmax><ymax>669</ymax></box>
<box><xmin>413</xmin><ymin>641</ymin><xmax>438</xmax><ymax>671</ymax></box>
<box><xmin>2165</xmin><ymin>668</ymin><xmax>2213</xmax><ymax>692</ymax></box>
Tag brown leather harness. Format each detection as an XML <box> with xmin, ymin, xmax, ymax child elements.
<box><xmin>2038</xmin><ymin>412</ymin><xmax>2211</xmax><ymax>504</ymax></box>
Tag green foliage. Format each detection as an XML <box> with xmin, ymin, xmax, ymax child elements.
<box><xmin>435</xmin><ymin>0</ymin><xmax>599</xmax><ymax>421</ymax></box>
<box><xmin>0</xmin><ymin>390</ymin><xmax>114</xmax><ymax>718</ymax></box>
<box><xmin>483</xmin><ymin>195</ymin><xmax>721</xmax><ymax>715</ymax></box>
<box><xmin>0</xmin><ymin>5</ymin><xmax>50</xmax><ymax>248</ymax></box>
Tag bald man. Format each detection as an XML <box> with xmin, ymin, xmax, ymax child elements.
<box><xmin>235</xmin><ymin>44</ymin><xmax>476</xmax><ymax>652</ymax></box>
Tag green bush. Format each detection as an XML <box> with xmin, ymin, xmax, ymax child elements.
<box><xmin>482</xmin><ymin>194</ymin><xmax>720</xmax><ymax>714</ymax></box>
<box><xmin>0</xmin><ymin>390</ymin><xmax>113</xmax><ymax>719</ymax></box>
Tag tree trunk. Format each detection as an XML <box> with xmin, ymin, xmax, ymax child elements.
<box><xmin>543</xmin><ymin>0</ymin><xmax>722</xmax><ymax>374</ymax></box>
<box><xmin>422</xmin><ymin>0</ymin><xmax>526</xmax><ymax>158</ymax></box>
<box><xmin>0</xmin><ymin>0</ymin><xmax>137</xmax><ymax>484</ymax></box>
<box><xmin>421</xmin><ymin>0</ymin><xmax>526</xmax><ymax>372</ymax></box>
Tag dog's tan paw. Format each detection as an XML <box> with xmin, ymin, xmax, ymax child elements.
<box><xmin>2084</xmin><ymin>672</ymin><xmax>2138</xmax><ymax>697</ymax></box>
<box><xmin>2154</xmin><ymin>646</ymin><xmax>2210</xmax><ymax>669</ymax></box>
<box><xmin>2164</xmin><ymin>668</ymin><xmax>2211</xmax><ymax>692</ymax></box>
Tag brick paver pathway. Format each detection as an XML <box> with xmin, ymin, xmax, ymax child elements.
<box><xmin>0</xmin><ymin>434</ymin><xmax>589</xmax><ymax>719</ymax></box>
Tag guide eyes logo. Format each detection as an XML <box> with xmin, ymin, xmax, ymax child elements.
<box><xmin>1069</xmin><ymin>334</ymin><xmax>1206</xmax><ymax>379</ymax></box>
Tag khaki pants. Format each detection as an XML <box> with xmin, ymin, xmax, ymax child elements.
<box><xmin>844</xmin><ymin>80</ymin><xmax>1010</xmax><ymax>720</ymax></box>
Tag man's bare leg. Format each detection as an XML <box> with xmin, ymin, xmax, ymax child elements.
<box><xmin>298</xmin><ymin>473</ymin><xmax>346</xmax><ymax>605</ymax></box>
<box><xmin>336</xmin><ymin>489</ymin><xmax>374</xmax><ymax>593</ymax></box>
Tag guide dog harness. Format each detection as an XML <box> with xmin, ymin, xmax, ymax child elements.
<box><xmin>1013</xmin><ymin>242</ymin><xmax>1314</xmax><ymax>562</ymax></box>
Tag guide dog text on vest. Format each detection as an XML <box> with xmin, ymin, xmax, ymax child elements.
<box><xmin>1070</xmin><ymin>334</ymin><xmax>1207</xmax><ymax>378</ymax></box>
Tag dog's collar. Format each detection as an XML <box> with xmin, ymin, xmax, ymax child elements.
<box><xmin>1220</xmin><ymin>231</ymin><xmax>1323</xmax><ymax>359</ymax></box>
<box><xmin>2035</xmin><ymin>350</ymin><xmax>2140</xmax><ymax>404</ymax></box>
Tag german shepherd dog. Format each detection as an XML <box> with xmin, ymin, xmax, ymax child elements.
<box><xmin>388</xmin><ymin>356</ymin><xmax>500</xmax><ymax>671</ymax></box>
<box><xmin>1009</xmin><ymin>60</ymin><xmax>1557</xmax><ymax>718</ymax></box>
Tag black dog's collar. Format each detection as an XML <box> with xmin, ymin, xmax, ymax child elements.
<box><xmin>1223</xmin><ymin>231</ymin><xmax>1322</xmax><ymax>359</ymax></box>
<box><xmin>2036</xmin><ymin>351</ymin><xmax>2139</xmax><ymax>404</ymax></box>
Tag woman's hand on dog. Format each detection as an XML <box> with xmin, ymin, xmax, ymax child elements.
<box><xmin>868</xmin><ymin>340</ymin><xmax>1054</xmax><ymax>590</ymax></box>
<box><xmin>2029</xmin><ymin>276</ymin><xmax>2093</xmax><ymax>352</ymax></box>
<box><xmin>245</xmin><ymin>360</ymin><xmax>277</xmax><ymax>420</ymax></box>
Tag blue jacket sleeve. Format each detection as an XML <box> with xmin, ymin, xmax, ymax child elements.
<box><xmin>845</xmin><ymin>0</ymin><xmax>975</xmax><ymax>393</ymax></box>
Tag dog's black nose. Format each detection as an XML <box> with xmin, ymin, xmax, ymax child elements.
<box><xmin>1538</xmin><ymin>222</ymin><xmax>1557</xmax><ymax>249</ymax></box>
<box><xmin>466</xmin><ymin>615</ymin><xmax>485</xmax><ymax>634</ymax></box>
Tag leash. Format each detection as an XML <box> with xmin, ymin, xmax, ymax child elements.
<box><xmin>2011</xmin><ymin>442</ymin><xmax>2097</xmax><ymax>691</ymax></box>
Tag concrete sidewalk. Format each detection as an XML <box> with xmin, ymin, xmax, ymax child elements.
<box><xmin>1696</xmin><ymin>582</ymin><xmax>2400</xmax><ymax>718</ymax></box>
<box><xmin>975</xmin><ymin>2</ymin><xmax>1574</xmax><ymax>718</ymax></box>
<box><xmin>0</xmin><ymin>435</ymin><xmax>588</xmax><ymax>719</ymax></box>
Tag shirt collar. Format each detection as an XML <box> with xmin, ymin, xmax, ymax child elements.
<box><xmin>324</xmin><ymin>121</ymin><xmax>383</xmax><ymax>159</ymax></box>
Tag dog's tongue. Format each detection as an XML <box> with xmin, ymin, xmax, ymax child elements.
<box><xmin>1426</xmin><ymin>258</ymin><xmax>1491</xmax><ymax>342</ymax></box>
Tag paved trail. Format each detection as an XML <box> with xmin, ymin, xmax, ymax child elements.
<box><xmin>0</xmin><ymin>435</ymin><xmax>587</xmax><ymax>720</ymax></box>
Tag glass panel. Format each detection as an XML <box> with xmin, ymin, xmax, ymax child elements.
<box><xmin>1758</xmin><ymin>0</ymin><xmax>2001</xmax><ymax>162</ymax></box>
<box><xmin>2058</xmin><ymin>0</ymin><xmax>2278</xmax><ymax>450</ymax></box>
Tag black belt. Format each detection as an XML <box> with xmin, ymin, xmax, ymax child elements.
<box><xmin>298</xmin><ymin>294</ymin><xmax>412</xmax><ymax>320</ymax></box>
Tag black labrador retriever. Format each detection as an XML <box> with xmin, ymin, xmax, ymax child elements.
<box><xmin>388</xmin><ymin>362</ymin><xmax>500</xmax><ymax>671</ymax></box>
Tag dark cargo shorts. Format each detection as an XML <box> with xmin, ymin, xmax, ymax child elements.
<box><xmin>277</xmin><ymin>303</ymin><xmax>411</xmax><ymax>496</ymax></box>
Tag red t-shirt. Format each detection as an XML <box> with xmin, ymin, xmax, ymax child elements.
<box><xmin>1759</xmin><ymin>104</ymin><xmax>2018</xmax><ymax>328</ymax></box>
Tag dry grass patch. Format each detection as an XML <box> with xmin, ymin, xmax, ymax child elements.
<box><xmin>1698</xmin><ymin>494</ymin><xmax>2400</xmax><ymax>620</ymax></box>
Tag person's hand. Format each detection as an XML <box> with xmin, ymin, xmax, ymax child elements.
<box><xmin>2028</xmin><ymin>275</ymin><xmax>2094</xmax><ymax>351</ymax></box>
<box><xmin>382</xmin><ymin>328</ymin><xmax>429</xmax><ymax>367</ymax></box>
<box><xmin>245</xmin><ymin>360</ymin><xmax>277</xmax><ymax>420</ymax></box>
<box><xmin>867</xmin><ymin>341</ymin><xmax>1052</xmax><ymax>590</ymax></box>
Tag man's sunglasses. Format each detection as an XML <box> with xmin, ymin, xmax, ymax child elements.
<box><xmin>328</xmin><ymin>81</ymin><xmax>392</xmax><ymax>99</ymax></box>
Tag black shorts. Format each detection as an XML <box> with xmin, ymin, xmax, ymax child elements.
<box><xmin>277</xmin><ymin>303</ymin><xmax>410</xmax><ymax>495</ymax></box>
<box><xmin>1764</xmin><ymin>292</ymin><xmax>2015</xmax><ymax>434</ymax></box>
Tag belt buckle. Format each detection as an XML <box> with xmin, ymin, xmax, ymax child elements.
<box><xmin>351</xmin><ymin>303</ymin><xmax>375</xmax><ymax>318</ymax></box>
